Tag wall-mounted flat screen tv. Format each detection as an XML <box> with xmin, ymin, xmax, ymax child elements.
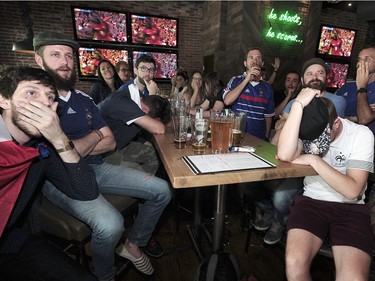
<box><xmin>132</xmin><ymin>50</ymin><xmax>178</xmax><ymax>80</ymax></box>
<box><xmin>77</xmin><ymin>46</ymin><xmax>129</xmax><ymax>78</ymax></box>
<box><xmin>72</xmin><ymin>7</ymin><xmax>128</xmax><ymax>43</ymax></box>
<box><xmin>325</xmin><ymin>60</ymin><xmax>350</xmax><ymax>90</ymax></box>
<box><xmin>317</xmin><ymin>25</ymin><xmax>356</xmax><ymax>58</ymax></box>
<box><xmin>131</xmin><ymin>13</ymin><xmax>178</xmax><ymax>48</ymax></box>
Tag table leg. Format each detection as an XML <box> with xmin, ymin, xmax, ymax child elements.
<box><xmin>187</xmin><ymin>188</ymin><xmax>206</xmax><ymax>261</ymax></box>
<box><xmin>193</xmin><ymin>188</ymin><xmax>201</xmax><ymax>228</ymax></box>
<box><xmin>212</xmin><ymin>184</ymin><xmax>226</xmax><ymax>252</ymax></box>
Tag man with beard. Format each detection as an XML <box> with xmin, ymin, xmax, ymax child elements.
<box><xmin>336</xmin><ymin>44</ymin><xmax>375</xmax><ymax>253</ymax></box>
<box><xmin>118</xmin><ymin>54</ymin><xmax>159</xmax><ymax>108</ymax></box>
<box><xmin>249</xmin><ymin>58</ymin><xmax>347</xmax><ymax>245</ymax></box>
<box><xmin>336</xmin><ymin>44</ymin><xmax>375</xmax><ymax>137</ymax></box>
<box><xmin>33</xmin><ymin>32</ymin><xmax>172</xmax><ymax>281</ymax></box>
<box><xmin>223</xmin><ymin>47</ymin><xmax>275</xmax><ymax>140</ymax></box>
<box><xmin>280</xmin><ymin>58</ymin><xmax>346</xmax><ymax>119</ymax></box>
<box><xmin>0</xmin><ymin>66</ymin><xmax>98</xmax><ymax>280</ymax></box>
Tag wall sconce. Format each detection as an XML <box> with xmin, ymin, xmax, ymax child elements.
<box><xmin>12</xmin><ymin>2</ymin><xmax>34</xmax><ymax>54</ymax></box>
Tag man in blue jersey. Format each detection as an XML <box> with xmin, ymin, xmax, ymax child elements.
<box><xmin>223</xmin><ymin>47</ymin><xmax>275</xmax><ymax>140</ymax></box>
<box><xmin>33</xmin><ymin>31</ymin><xmax>171</xmax><ymax>281</ymax></box>
<box><xmin>118</xmin><ymin>54</ymin><xmax>159</xmax><ymax>107</ymax></box>
<box><xmin>336</xmin><ymin>44</ymin><xmax>375</xmax><ymax>254</ymax></box>
<box><xmin>336</xmin><ymin>43</ymin><xmax>375</xmax><ymax>136</ymax></box>
<box><xmin>99</xmin><ymin>93</ymin><xmax>170</xmax><ymax>174</ymax></box>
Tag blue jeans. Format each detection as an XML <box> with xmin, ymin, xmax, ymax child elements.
<box><xmin>104</xmin><ymin>141</ymin><xmax>160</xmax><ymax>175</ymax></box>
<box><xmin>259</xmin><ymin>177</ymin><xmax>304</xmax><ymax>225</ymax></box>
<box><xmin>43</xmin><ymin>162</ymin><xmax>172</xmax><ymax>281</ymax></box>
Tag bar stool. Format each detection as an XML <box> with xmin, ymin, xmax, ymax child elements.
<box><xmin>38</xmin><ymin>194</ymin><xmax>138</xmax><ymax>267</ymax></box>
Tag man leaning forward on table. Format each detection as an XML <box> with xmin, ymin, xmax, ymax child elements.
<box><xmin>33</xmin><ymin>31</ymin><xmax>172</xmax><ymax>280</ymax></box>
<box><xmin>277</xmin><ymin>86</ymin><xmax>374</xmax><ymax>280</ymax></box>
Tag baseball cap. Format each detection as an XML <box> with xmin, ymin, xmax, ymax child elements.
<box><xmin>33</xmin><ymin>31</ymin><xmax>79</xmax><ymax>51</ymax></box>
<box><xmin>299</xmin><ymin>97</ymin><xmax>331</xmax><ymax>155</ymax></box>
<box><xmin>301</xmin><ymin>58</ymin><xmax>330</xmax><ymax>77</ymax></box>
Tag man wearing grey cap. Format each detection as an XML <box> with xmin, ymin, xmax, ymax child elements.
<box><xmin>33</xmin><ymin>31</ymin><xmax>172</xmax><ymax>281</ymax></box>
<box><xmin>278</xmin><ymin>86</ymin><xmax>374</xmax><ymax>281</ymax></box>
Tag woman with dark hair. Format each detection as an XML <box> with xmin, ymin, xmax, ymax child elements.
<box><xmin>198</xmin><ymin>72</ymin><xmax>225</xmax><ymax>118</ymax></box>
<box><xmin>89</xmin><ymin>60</ymin><xmax>123</xmax><ymax>104</ymax></box>
<box><xmin>188</xmin><ymin>70</ymin><xmax>205</xmax><ymax>109</ymax></box>
<box><xmin>171</xmin><ymin>70</ymin><xmax>190</xmax><ymax>103</ymax></box>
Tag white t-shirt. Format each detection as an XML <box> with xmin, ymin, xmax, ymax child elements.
<box><xmin>172</xmin><ymin>86</ymin><xmax>188</xmax><ymax>100</ymax></box>
<box><xmin>303</xmin><ymin>118</ymin><xmax>374</xmax><ymax>204</ymax></box>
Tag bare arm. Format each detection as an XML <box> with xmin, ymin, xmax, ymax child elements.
<box><xmin>292</xmin><ymin>154</ymin><xmax>369</xmax><ymax>200</ymax></box>
<box><xmin>182</xmin><ymin>91</ymin><xmax>191</xmax><ymax>105</ymax></box>
<box><xmin>189</xmin><ymin>80</ymin><xmax>200</xmax><ymax>108</ymax></box>
<box><xmin>72</xmin><ymin>126</ymin><xmax>116</xmax><ymax>157</ymax></box>
<box><xmin>270</xmin><ymin>112</ymin><xmax>289</xmax><ymax>145</ymax></box>
<box><xmin>134</xmin><ymin>115</ymin><xmax>165</xmax><ymax>134</ymax></box>
<box><xmin>265</xmin><ymin>58</ymin><xmax>280</xmax><ymax>85</ymax></box>
<box><xmin>356</xmin><ymin>60</ymin><xmax>375</xmax><ymax>125</ymax></box>
<box><xmin>274</xmin><ymin>89</ymin><xmax>294</xmax><ymax>117</ymax></box>
<box><xmin>277</xmin><ymin>88</ymin><xmax>319</xmax><ymax>161</ymax></box>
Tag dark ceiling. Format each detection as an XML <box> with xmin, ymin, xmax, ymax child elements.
<box><xmin>322</xmin><ymin>1</ymin><xmax>358</xmax><ymax>13</ymax></box>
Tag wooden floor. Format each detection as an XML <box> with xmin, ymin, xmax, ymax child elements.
<box><xmin>115</xmin><ymin>188</ymin><xmax>336</xmax><ymax>281</ymax></box>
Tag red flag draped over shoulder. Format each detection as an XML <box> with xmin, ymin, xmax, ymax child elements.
<box><xmin>0</xmin><ymin>116</ymin><xmax>38</xmax><ymax>236</ymax></box>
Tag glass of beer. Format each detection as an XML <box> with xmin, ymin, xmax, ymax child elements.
<box><xmin>210</xmin><ymin>109</ymin><xmax>235</xmax><ymax>153</ymax></box>
<box><xmin>232</xmin><ymin>112</ymin><xmax>247</xmax><ymax>146</ymax></box>
<box><xmin>171</xmin><ymin>100</ymin><xmax>189</xmax><ymax>149</ymax></box>
<box><xmin>192</xmin><ymin>119</ymin><xmax>209</xmax><ymax>155</ymax></box>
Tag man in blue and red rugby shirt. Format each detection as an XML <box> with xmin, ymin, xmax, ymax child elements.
<box><xmin>223</xmin><ymin>47</ymin><xmax>274</xmax><ymax>140</ymax></box>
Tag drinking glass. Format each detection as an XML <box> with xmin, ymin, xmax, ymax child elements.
<box><xmin>192</xmin><ymin>119</ymin><xmax>209</xmax><ymax>155</ymax></box>
<box><xmin>210</xmin><ymin>109</ymin><xmax>235</xmax><ymax>153</ymax></box>
<box><xmin>232</xmin><ymin>112</ymin><xmax>247</xmax><ymax>146</ymax></box>
<box><xmin>171</xmin><ymin>99</ymin><xmax>189</xmax><ymax>149</ymax></box>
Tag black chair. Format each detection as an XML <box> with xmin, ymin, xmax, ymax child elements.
<box><xmin>38</xmin><ymin>194</ymin><xmax>138</xmax><ymax>267</ymax></box>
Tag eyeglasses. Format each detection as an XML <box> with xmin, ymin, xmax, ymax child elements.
<box><xmin>193</xmin><ymin>77</ymin><xmax>202</xmax><ymax>81</ymax></box>
<box><xmin>137</xmin><ymin>66</ymin><xmax>156</xmax><ymax>74</ymax></box>
<box><xmin>120</xmin><ymin>68</ymin><xmax>131</xmax><ymax>73</ymax></box>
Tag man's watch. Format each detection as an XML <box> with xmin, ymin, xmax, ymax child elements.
<box><xmin>56</xmin><ymin>140</ymin><xmax>75</xmax><ymax>153</ymax></box>
<box><xmin>357</xmin><ymin>88</ymin><xmax>367</xmax><ymax>94</ymax></box>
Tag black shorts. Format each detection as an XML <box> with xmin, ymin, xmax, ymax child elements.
<box><xmin>288</xmin><ymin>195</ymin><xmax>372</xmax><ymax>256</ymax></box>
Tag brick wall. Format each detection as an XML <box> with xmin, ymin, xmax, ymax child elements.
<box><xmin>0</xmin><ymin>1</ymin><xmax>371</xmax><ymax>94</ymax></box>
<box><xmin>0</xmin><ymin>1</ymin><xmax>203</xmax><ymax>93</ymax></box>
<box><xmin>200</xmin><ymin>1</ymin><xmax>370</xmax><ymax>91</ymax></box>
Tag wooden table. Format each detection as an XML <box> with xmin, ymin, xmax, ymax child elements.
<box><xmin>153</xmin><ymin>131</ymin><xmax>316</xmax><ymax>254</ymax></box>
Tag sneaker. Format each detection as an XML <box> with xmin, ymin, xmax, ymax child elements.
<box><xmin>253</xmin><ymin>212</ymin><xmax>273</xmax><ymax>231</ymax></box>
<box><xmin>263</xmin><ymin>218</ymin><xmax>284</xmax><ymax>245</ymax></box>
<box><xmin>144</xmin><ymin>236</ymin><xmax>165</xmax><ymax>258</ymax></box>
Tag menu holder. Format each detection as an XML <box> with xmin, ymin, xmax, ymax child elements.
<box><xmin>182</xmin><ymin>152</ymin><xmax>276</xmax><ymax>175</ymax></box>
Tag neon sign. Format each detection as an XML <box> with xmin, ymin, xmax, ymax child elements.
<box><xmin>265</xmin><ymin>8</ymin><xmax>304</xmax><ymax>44</ymax></box>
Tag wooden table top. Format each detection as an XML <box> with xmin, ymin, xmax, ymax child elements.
<box><xmin>153</xmin><ymin>131</ymin><xmax>317</xmax><ymax>189</ymax></box>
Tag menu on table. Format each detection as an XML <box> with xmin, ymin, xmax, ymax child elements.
<box><xmin>182</xmin><ymin>152</ymin><xmax>276</xmax><ymax>175</ymax></box>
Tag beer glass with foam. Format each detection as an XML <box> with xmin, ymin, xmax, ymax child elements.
<box><xmin>210</xmin><ymin>109</ymin><xmax>235</xmax><ymax>153</ymax></box>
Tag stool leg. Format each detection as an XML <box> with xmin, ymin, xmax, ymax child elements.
<box><xmin>78</xmin><ymin>244</ymin><xmax>89</xmax><ymax>268</ymax></box>
<box><xmin>245</xmin><ymin>219</ymin><xmax>253</xmax><ymax>253</ymax></box>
